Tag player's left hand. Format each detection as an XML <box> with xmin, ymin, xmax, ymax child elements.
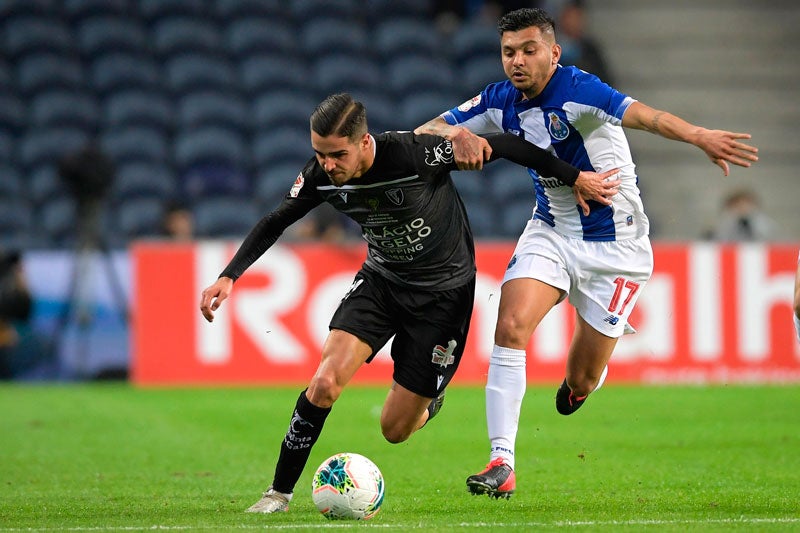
<box><xmin>699</xmin><ymin>130</ymin><xmax>759</xmax><ymax>176</ymax></box>
<box><xmin>573</xmin><ymin>168</ymin><xmax>621</xmax><ymax>216</ymax></box>
<box><xmin>200</xmin><ymin>276</ymin><xmax>234</xmax><ymax>322</ymax></box>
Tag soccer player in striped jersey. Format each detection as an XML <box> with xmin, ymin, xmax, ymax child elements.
<box><xmin>415</xmin><ymin>7</ymin><xmax>759</xmax><ymax>499</ymax></box>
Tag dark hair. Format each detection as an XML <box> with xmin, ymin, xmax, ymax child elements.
<box><xmin>498</xmin><ymin>7</ymin><xmax>556</xmax><ymax>36</ymax></box>
<box><xmin>310</xmin><ymin>93</ymin><xmax>367</xmax><ymax>142</ymax></box>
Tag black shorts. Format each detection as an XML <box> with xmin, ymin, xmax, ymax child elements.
<box><xmin>328</xmin><ymin>268</ymin><xmax>475</xmax><ymax>398</ymax></box>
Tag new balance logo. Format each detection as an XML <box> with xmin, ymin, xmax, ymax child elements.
<box><xmin>603</xmin><ymin>315</ymin><xmax>619</xmax><ymax>326</ymax></box>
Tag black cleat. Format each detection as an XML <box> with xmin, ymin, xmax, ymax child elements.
<box><xmin>555</xmin><ymin>379</ymin><xmax>587</xmax><ymax>415</ymax></box>
<box><xmin>466</xmin><ymin>458</ymin><xmax>516</xmax><ymax>499</ymax></box>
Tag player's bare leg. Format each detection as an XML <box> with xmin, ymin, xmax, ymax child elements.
<box><xmin>381</xmin><ymin>382</ymin><xmax>438</xmax><ymax>443</ymax></box>
<box><xmin>555</xmin><ymin>313</ymin><xmax>616</xmax><ymax>415</ymax></box>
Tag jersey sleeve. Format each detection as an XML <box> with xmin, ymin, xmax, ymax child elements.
<box><xmin>441</xmin><ymin>82</ymin><xmax>509</xmax><ymax>134</ymax></box>
<box><xmin>571</xmin><ymin>72</ymin><xmax>635</xmax><ymax>124</ymax></box>
<box><xmin>485</xmin><ymin>133</ymin><xmax>580</xmax><ymax>186</ymax></box>
<box><xmin>219</xmin><ymin>167</ymin><xmax>322</xmax><ymax>281</ymax></box>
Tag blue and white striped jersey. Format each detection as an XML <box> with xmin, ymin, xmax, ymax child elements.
<box><xmin>443</xmin><ymin>65</ymin><xmax>649</xmax><ymax>242</ymax></box>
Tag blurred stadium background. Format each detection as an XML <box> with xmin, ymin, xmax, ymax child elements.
<box><xmin>0</xmin><ymin>0</ymin><xmax>798</xmax><ymax>380</ymax></box>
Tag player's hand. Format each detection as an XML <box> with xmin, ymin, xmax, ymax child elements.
<box><xmin>573</xmin><ymin>168</ymin><xmax>621</xmax><ymax>216</ymax></box>
<box><xmin>199</xmin><ymin>276</ymin><xmax>234</xmax><ymax>322</ymax></box>
<box><xmin>698</xmin><ymin>130</ymin><xmax>759</xmax><ymax>176</ymax></box>
<box><xmin>450</xmin><ymin>127</ymin><xmax>492</xmax><ymax>170</ymax></box>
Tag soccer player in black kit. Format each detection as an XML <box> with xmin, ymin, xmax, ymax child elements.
<box><xmin>199</xmin><ymin>93</ymin><xmax>620</xmax><ymax>513</ymax></box>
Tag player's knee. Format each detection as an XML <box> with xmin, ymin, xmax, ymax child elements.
<box><xmin>494</xmin><ymin>315</ymin><xmax>531</xmax><ymax>347</ymax></box>
<box><xmin>380</xmin><ymin>423</ymin><xmax>412</xmax><ymax>444</ymax></box>
<box><xmin>306</xmin><ymin>374</ymin><xmax>343</xmax><ymax>408</ymax></box>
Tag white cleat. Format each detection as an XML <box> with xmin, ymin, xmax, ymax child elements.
<box><xmin>245</xmin><ymin>486</ymin><xmax>290</xmax><ymax>513</ymax></box>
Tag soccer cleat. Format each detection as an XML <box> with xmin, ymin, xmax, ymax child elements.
<box><xmin>466</xmin><ymin>457</ymin><xmax>516</xmax><ymax>499</ymax></box>
<box><xmin>245</xmin><ymin>486</ymin><xmax>290</xmax><ymax>513</ymax></box>
<box><xmin>426</xmin><ymin>389</ymin><xmax>446</xmax><ymax>423</ymax></box>
<box><xmin>555</xmin><ymin>365</ymin><xmax>608</xmax><ymax>415</ymax></box>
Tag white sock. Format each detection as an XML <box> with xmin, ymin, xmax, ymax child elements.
<box><xmin>485</xmin><ymin>345</ymin><xmax>527</xmax><ymax>470</ymax></box>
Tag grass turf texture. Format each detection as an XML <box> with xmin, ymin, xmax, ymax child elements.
<box><xmin>1</xmin><ymin>384</ymin><xmax>798</xmax><ymax>532</ymax></box>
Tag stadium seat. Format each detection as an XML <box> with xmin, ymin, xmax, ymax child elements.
<box><xmin>36</xmin><ymin>196</ymin><xmax>77</xmax><ymax>247</ymax></box>
<box><xmin>451</xmin><ymin>22</ymin><xmax>500</xmax><ymax>64</ymax></box>
<box><xmin>497</xmin><ymin>198</ymin><xmax>534</xmax><ymax>238</ymax></box>
<box><xmin>102</xmin><ymin>90</ymin><xmax>174</xmax><ymax>131</ymax></box>
<box><xmin>0</xmin><ymin>60</ymin><xmax>11</xmax><ymax>91</ymax></box>
<box><xmin>100</xmin><ymin>126</ymin><xmax>170</xmax><ymax>164</ymax></box>
<box><xmin>386</xmin><ymin>54</ymin><xmax>455</xmax><ymax>96</ymax></box>
<box><xmin>112</xmin><ymin>162</ymin><xmax>176</xmax><ymax>202</ymax></box>
<box><xmin>63</xmin><ymin>0</ymin><xmax>131</xmax><ymax>21</ymax></box>
<box><xmin>19</xmin><ymin>127</ymin><xmax>89</xmax><ymax>170</ymax></box>
<box><xmin>300</xmin><ymin>18</ymin><xmax>370</xmax><ymax>58</ymax></box>
<box><xmin>115</xmin><ymin>197</ymin><xmax>165</xmax><ymax>239</ymax></box>
<box><xmin>28</xmin><ymin>164</ymin><xmax>68</xmax><ymax>206</ymax></box>
<box><xmin>0</xmin><ymin>131</ymin><xmax>13</xmax><ymax>165</ymax></box>
<box><xmin>0</xmin><ymin>0</ymin><xmax>57</xmax><ymax>18</ymax></box>
<box><xmin>365</xmin><ymin>0</ymin><xmax>431</xmax><ymax>22</ymax></box>
<box><xmin>254</xmin><ymin>163</ymin><xmax>302</xmax><ymax>210</ymax></box>
<box><xmin>451</xmin><ymin>170</ymin><xmax>488</xmax><ymax>204</ymax></box>
<box><xmin>174</xmin><ymin>126</ymin><xmax>248</xmax><ymax>170</ymax></box>
<box><xmin>239</xmin><ymin>55</ymin><xmax>306</xmax><ymax>95</ymax></box>
<box><xmin>138</xmin><ymin>0</ymin><xmax>205</xmax><ymax>23</ymax></box>
<box><xmin>29</xmin><ymin>90</ymin><xmax>100</xmax><ymax>130</ymax></box>
<box><xmin>215</xmin><ymin>0</ymin><xmax>285</xmax><ymax>20</ymax></box>
<box><xmin>0</xmin><ymin>93</ymin><xmax>26</xmax><ymax>134</ymax></box>
<box><xmin>152</xmin><ymin>16</ymin><xmax>223</xmax><ymax>57</ymax></box>
<box><xmin>251</xmin><ymin>91</ymin><xmax>317</xmax><ymax>131</ymax></box>
<box><xmin>347</xmin><ymin>90</ymin><xmax>398</xmax><ymax>133</ymax></box>
<box><xmin>192</xmin><ymin>196</ymin><xmax>261</xmax><ymax>238</ymax></box>
<box><xmin>0</xmin><ymin>164</ymin><xmax>24</xmax><ymax>198</ymax></box>
<box><xmin>373</xmin><ymin>18</ymin><xmax>441</xmax><ymax>59</ymax></box>
<box><xmin>76</xmin><ymin>16</ymin><xmax>149</xmax><ymax>56</ymax></box>
<box><xmin>460</xmin><ymin>55</ymin><xmax>505</xmax><ymax>98</ymax></box>
<box><xmin>290</xmin><ymin>0</ymin><xmax>359</xmax><ymax>23</ymax></box>
<box><xmin>224</xmin><ymin>18</ymin><xmax>297</xmax><ymax>60</ymax></box>
<box><xmin>312</xmin><ymin>54</ymin><xmax>382</xmax><ymax>99</ymax></box>
<box><xmin>3</xmin><ymin>15</ymin><xmax>76</xmax><ymax>59</ymax></box>
<box><xmin>177</xmin><ymin>90</ymin><xmax>249</xmax><ymax>131</ymax></box>
<box><xmin>462</xmin><ymin>201</ymin><xmax>497</xmax><ymax>238</ymax></box>
<box><xmin>90</xmin><ymin>52</ymin><xmax>161</xmax><ymax>96</ymax></box>
<box><xmin>0</xmin><ymin>199</ymin><xmax>35</xmax><ymax>249</ymax></box>
<box><xmin>487</xmin><ymin>160</ymin><xmax>534</xmax><ymax>203</ymax></box>
<box><xmin>252</xmin><ymin>126</ymin><xmax>312</xmax><ymax>168</ymax></box>
<box><xmin>399</xmin><ymin>91</ymin><xmax>453</xmax><ymax>127</ymax></box>
<box><xmin>16</xmin><ymin>53</ymin><xmax>86</xmax><ymax>96</ymax></box>
<box><xmin>164</xmin><ymin>53</ymin><xmax>237</xmax><ymax>94</ymax></box>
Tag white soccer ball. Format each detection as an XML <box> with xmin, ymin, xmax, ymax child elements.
<box><xmin>311</xmin><ymin>452</ymin><xmax>385</xmax><ymax>520</ymax></box>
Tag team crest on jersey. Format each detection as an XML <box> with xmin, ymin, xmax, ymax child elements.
<box><xmin>457</xmin><ymin>94</ymin><xmax>481</xmax><ymax>112</ymax></box>
<box><xmin>385</xmin><ymin>188</ymin><xmax>404</xmax><ymax>206</ymax></box>
<box><xmin>289</xmin><ymin>172</ymin><xmax>304</xmax><ymax>197</ymax></box>
<box><xmin>424</xmin><ymin>140</ymin><xmax>454</xmax><ymax>167</ymax></box>
<box><xmin>547</xmin><ymin>112</ymin><xmax>569</xmax><ymax>141</ymax></box>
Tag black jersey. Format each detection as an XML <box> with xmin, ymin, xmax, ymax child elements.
<box><xmin>220</xmin><ymin>131</ymin><xmax>579</xmax><ymax>290</ymax></box>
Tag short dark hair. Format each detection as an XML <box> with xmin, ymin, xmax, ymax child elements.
<box><xmin>310</xmin><ymin>93</ymin><xmax>367</xmax><ymax>142</ymax></box>
<box><xmin>498</xmin><ymin>7</ymin><xmax>556</xmax><ymax>36</ymax></box>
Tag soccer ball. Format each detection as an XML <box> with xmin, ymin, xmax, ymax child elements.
<box><xmin>311</xmin><ymin>452</ymin><xmax>385</xmax><ymax>520</ymax></box>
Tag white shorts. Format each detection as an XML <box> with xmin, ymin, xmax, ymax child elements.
<box><xmin>503</xmin><ymin>219</ymin><xmax>654</xmax><ymax>338</ymax></box>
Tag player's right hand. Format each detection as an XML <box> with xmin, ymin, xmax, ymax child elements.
<box><xmin>200</xmin><ymin>276</ymin><xmax>234</xmax><ymax>322</ymax></box>
<box><xmin>450</xmin><ymin>127</ymin><xmax>492</xmax><ymax>170</ymax></box>
<box><xmin>573</xmin><ymin>168</ymin><xmax>621</xmax><ymax>216</ymax></box>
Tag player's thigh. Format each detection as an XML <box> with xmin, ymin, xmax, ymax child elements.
<box><xmin>307</xmin><ymin>330</ymin><xmax>374</xmax><ymax>407</ymax></box>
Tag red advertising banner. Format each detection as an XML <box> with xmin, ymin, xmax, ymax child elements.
<box><xmin>131</xmin><ymin>241</ymin><xmax>800</xmax><ymax>385</ymax></box>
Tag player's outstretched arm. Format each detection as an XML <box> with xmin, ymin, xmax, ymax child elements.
<box><xmin>415</xmin><ymin>117</ymin><xmax>491</xmax><ymax>170</ymax></box>
<box><xmin>200</xmin><ymin>276</ymin><xmax>233</xmax><ymax>322</ymax></box>
<box><xmin>622</xmin><ymin>101</ymin><xmax>759</xmax><ymax>176</ymax></box>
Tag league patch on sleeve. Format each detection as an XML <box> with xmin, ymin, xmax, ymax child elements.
<box><xmin>457</xmin><ymin>94</ymin><xmax>482</xmax><ymax>112</ymax></box>
<box><xmin>289</xmin><ymin>172</ymin><xmax>304</xmax><ymax>197</ymax></box>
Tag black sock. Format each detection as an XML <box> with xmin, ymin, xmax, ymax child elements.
<box><xmin>271</xmin><ymin>389</ymin><xmax>331</xmax><ymax>494</ymax></box>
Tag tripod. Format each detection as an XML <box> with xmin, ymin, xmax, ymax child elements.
<box><xmin>52</xmin><ymin>198</ymin><xmax>129</xmax><ymax>379</ymax></box>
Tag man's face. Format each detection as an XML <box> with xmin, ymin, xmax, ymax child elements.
<box><xmin>500</xmin><ymin>25</ymin><xmax>560</xmax><ymax>98</ymax></box>
<box><xmin>310</xmin><ymin>131</ymin><xmax>370</xmax><ymax>186</ymax></box>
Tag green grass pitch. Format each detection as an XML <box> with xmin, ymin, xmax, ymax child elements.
<box><xmin>1</xmin><ymin>383</ymin><xmax>798</xmax><ymax>531</ymax></box>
